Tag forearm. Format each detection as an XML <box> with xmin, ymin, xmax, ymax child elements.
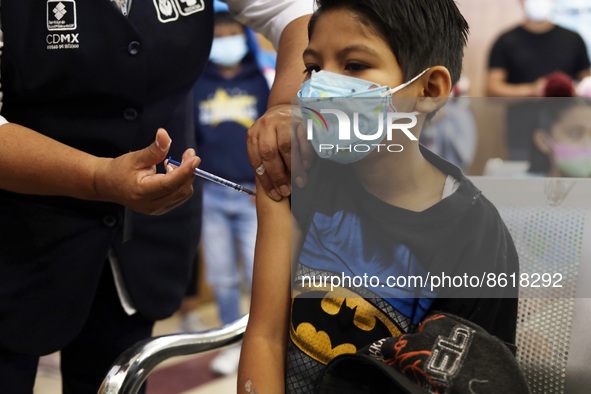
<box><xmin>238</xmin><ymin>333</ymin><xmax>287</xmax><ymax>394</ymax></box>
<box><xmin>267</xmin><ymin>14</ymin><xmax>310</xmax><ymax>107</ymax></box>
<box><xmin>238</xmin><ymin>185</ymin><xmax>292</xmax><ymax>392</ymax></box>
<box><xmin>0</xmin><ymin>122</ymin><xmax>103</xmax><ymax>199</ymax></box>
<box><xmin>487</xmin><ymin>81</ymin><xmax>538</xmax><ymax>97</ymax></box>
<box><xmin>0</xmin><ymin>123</ymin><xmax>198</xmax><ymax>215</ymax></box>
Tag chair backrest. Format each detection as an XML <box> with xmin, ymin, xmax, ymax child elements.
<box><xmin>470</xmin><ymin>176</ymin><xmax>591</xmax><ymax>394</ymax></box>
<box><xmin>482</xmin><ymin>158</ymin><xmax>530</xmax><ymax>177</ymax></box>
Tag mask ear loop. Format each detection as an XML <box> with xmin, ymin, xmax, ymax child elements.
<box><xmin>381</xmin><ymin>68</ymin><xmax>431</xmax><ymax>97</ymax></box>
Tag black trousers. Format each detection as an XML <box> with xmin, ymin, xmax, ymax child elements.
<box><xmin>0</xmin><ymin>263</ymin><xmax>153</xmax><ymax>394</ymax></box>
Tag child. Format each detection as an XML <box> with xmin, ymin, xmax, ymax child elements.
<box><xmin>238</xmin><ymin>0</ymin><xmax>519</xmax><ymax>392</ymax></box>
<box><xmin>529</xmin><ymin>98</ymin><xmax>591</xmax><ymax>177</ymax></box>
<box><xmin>192</xmin><ymin>3</ymin><xmax>271</xmax><ymax>375</ymax></box>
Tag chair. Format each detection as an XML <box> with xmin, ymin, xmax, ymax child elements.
<box><xmin>471</xmin><ymin>176</ymin><xmax>591</xmax><ymax>394</ymax></box>
<box><xmin>100</xmin><ymin>177</ymin><xmax>591</xmax><ymax>394</ymax></box>
<box><xmin>98</xmin><ymin>314</ymin><xmax>248</xmax><ymax>394</ymax></box>
<box><xmin>482</xmin><ymin>157</ymin><xmax>529</xmax><ymax>177</ymax></box>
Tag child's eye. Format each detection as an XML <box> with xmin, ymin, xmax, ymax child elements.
<box><xmin>346</xmin><ymin>63</ymin><xmax>369</xmax><ymax>72</ymax></box>
<box><xmin>565</xmin><ymin>129</ymin><xmax>584</xmax><ymax>141</ymax></box>
<box><xmin>303</xmin><ymin>64</ymin><xmax>321</xmax><ymax>74</ymax></box>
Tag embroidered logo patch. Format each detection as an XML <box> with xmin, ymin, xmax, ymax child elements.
<box><xmin>174</xmin><ymin>0</ymin><xmax>205</xmax><ymax>16</ymax></box>
<box><xmin>153</xmin><ymin>0</ymin><xmax>179</xmax><ymax>23</ymax></box>
<box><xmin>425</xmin><ymin>324</ymin><xmax>474</xmax><ymax>389</ymax></box>
<box><xmin>47</xmin><ymin>0</ymin><xmax>77</xmax><ymax>31</ymax></box>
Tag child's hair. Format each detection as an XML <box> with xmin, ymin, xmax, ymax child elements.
<box><xmin>308</xmin><ymin>0</ymin><xmax>469</xmax><ymax>87</ymax></box>
<box><xmin>543</xmin><ymin>72</ymin><xmax>576</xmax><ymax>97</ymax></box>
<box><xmin>529</xmin><ymin>98</ymin><xmax>591</xmax><ymax>173</ymax></box>
<box><xmin>215</xmin><ymin>11</ymin><xmax>240</xmax><ymax>25</ymax></box>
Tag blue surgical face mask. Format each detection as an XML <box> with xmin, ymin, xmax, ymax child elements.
<box><xmin>297</xmin><ymin>69</ymin><xmax>429</xmax><ymax>164</ymax></box>
<box><xmin>209</xmin><ymin>34</ymin><xmax>248</xmax><ymax>67</ymax></box>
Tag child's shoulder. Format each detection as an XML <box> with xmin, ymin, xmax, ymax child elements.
<box><xmin>421</xmin><ymin>147</ymin><xmax>509</xmax><ymax>229</ymax></box>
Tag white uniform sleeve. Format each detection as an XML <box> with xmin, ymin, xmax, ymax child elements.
<box><xmin>0</xmin><ymin>14</ymin><xmax>8</xmax><ymax>127</ymax></box>
<box><xmin>222</xmin><ymin>0</ymin><xmax>315</xmax><ymax>49</ymax></box>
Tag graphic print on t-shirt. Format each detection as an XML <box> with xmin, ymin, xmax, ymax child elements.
<box><xmin>290</xmin><ymin>287</ymin><xmax>405</xmax><ymax>365</ymax></box>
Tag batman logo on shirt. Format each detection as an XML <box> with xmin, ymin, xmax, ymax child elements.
<box><xmin>290</xmin><ymin>287</ymin><xmax>403</xmax><ymax>365</ymax></box>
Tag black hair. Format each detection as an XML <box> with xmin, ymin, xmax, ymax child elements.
<box><xmin>529</xmin><ymin>98</ymin><xmax>591</xmax><ymax>173</ymax></box>
<box><xmin>215</xmin><ymin>11</ymin><xmax>240</xmax><ymax>25</ymax></box>
<box><xmin>308</xmin><ymin>0</ymin><xmax>469</xmax><ymax>87</ymax></box>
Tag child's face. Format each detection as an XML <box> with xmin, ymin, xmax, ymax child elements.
<box><xmin>303</xmin><ymin>8</ymin><xmax>405</xmax><ymax>91</ymax></box>
<box><xmin>534</xmin><ymin>104</ymin><xmax>591</xmax><ymax>177</ymax></box>
<box><xmin>549</xmin><ymin>105</ymin><xmax>591</xmax><ymax>147</ymax></box>
<box><xmin>213</xmin><ymin>21</ymin><xmax>245</xmax><ymax>39</ymax></box>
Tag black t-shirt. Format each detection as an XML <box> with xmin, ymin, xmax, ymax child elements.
<box><xmin>287</xmin><ymin>148</ymin><xmax>519</xmax><ymax>392</ymax></box>
<box><xmin>292</xmin><ymin>147</ymin><xmax>518</xmax><ymax>340</ymax></box>
<box><xmin>488</xmin><ymin>25</ymin><xmax>590</xmax><ymax>83</ymax></box>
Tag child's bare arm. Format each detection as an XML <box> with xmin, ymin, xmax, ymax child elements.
<box><xmin>238</xmin><ymin>178</ymin><xmax>295</xmax><ymax>393</ymax></box>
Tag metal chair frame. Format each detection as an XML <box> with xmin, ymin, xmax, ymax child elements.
<box><xmin>98</xmin><ymin>315</ymin><xmax>248</xmax><ymax>393</ymax></box>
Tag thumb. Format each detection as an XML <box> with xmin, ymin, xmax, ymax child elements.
<box><xmin>135</xmin><ymin>128</ymin><xmax>171</xmax><ymax>167</ymax></box>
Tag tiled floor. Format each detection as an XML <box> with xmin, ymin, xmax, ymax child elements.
<box><xmin>33</xmin><ymin>301</ymin><xmax>241</xmax><ymax>394</ymax></box>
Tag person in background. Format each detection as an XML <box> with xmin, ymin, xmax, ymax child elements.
<box><xmin>420</xmin><ymin>79</ymin><xmax>477</xmax><ymax>170</ymax></box>
<box><xmin>190</xmin><ymin>2</ymin><xmax>270</xmax><ymax>375</ymax></box>
<box><xmin>553</xmin><ymin>0</ymin><xmax>591</xmax><ymax>61</ymax></box>
<box><xmin>487</xmin><ymin>0</ymin><xmax>591</xmax><ymax>160</ymax></box>
<box><xmin>0</xmin><ymin>1</ymin><xmax>312</xmax><ymax>392</ymax></box>
<box><xmin>529</xmin><ymin>97</ymin><xmax>591</xmax><ymax>177</ymax></box>
<box><xmin>488</xmin><ymin>0</ymin><xmax>590</xmax><ymax>98</ymax></box>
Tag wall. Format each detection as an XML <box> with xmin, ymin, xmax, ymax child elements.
<box><xmin>457</xmin><ymin>0</ymin><xmax>524</xmax><ymax>174</ymax></box>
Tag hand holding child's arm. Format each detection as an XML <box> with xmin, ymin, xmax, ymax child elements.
<box><xmin>238</xmin><ymin>178</ymin><xmax>294</xmax><ymax>393</ymax></box>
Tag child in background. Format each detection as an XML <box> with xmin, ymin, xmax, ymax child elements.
<box><xmin>238</xmin><ymin>0</ymin><xmax>519</xmax><ymax>392</ymax></box>
<box><xmin>192</xmin><ymin>2</ymin><xmax>270</xmax><ymax>375</ymax></box>
<box><xmin>529</xmin><ymin>98</ymin><xmax>591</xmax><ymax>177</ymax></box>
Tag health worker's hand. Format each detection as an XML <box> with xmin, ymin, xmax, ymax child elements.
<box><xmin>93</xmin><ymin>128</ymin><xmax>199</xmax><ymax>215</ymax></box>
<box><xmin>247</xmin><ymin>104</ymin><xmax>315</xmax><ymax>201</ymax></box>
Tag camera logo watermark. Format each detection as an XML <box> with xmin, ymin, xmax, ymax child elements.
<box><xmin>302</xmin><ymin>107</ymin><xmax>419</xmax><ymax>156</ymax></box>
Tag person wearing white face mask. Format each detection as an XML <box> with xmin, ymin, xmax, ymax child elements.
<box><xmin>487</xmin><ymin>0</ymin><xmax>591</xmax><ymax>160</ymax></box>
<box><xmin>488</xmin><ymin>0</ymin><xmax>590</xmax><ymax>99</ymax></box>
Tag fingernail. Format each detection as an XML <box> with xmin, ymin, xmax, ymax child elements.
<box><xmin>279</xmin><ymin>185</ymin><xmax>291</xmax><ymax>197</ymax></box>
<box><xmin>269</xmin><ymin>189</ymin><xmax>281</xmax><ymax>201</ymax></box>
<box><xmin>167</xmin><ymin>164</ymin><xmax>174</xmax><ymax>173</ymax></box>
<box><xmin>295</xmin><ymin>176</ymin><xmax>305</xmax><ymax>188</ymax></box>
<box><xmin>157</xmin><ymin>137</ymin><xmax>172</xmax><ymax>152</ymax></box>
